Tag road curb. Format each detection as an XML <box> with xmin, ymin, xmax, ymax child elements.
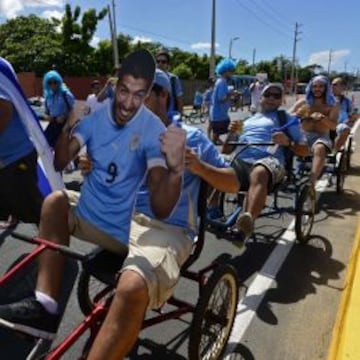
<box><xmin>327</xmin><ymin>220</ymin><xmax>360</xmax><ymax>360</ymax></box>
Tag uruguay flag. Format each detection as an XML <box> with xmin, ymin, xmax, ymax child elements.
<box><xmin>0</xmin><ymin>58</ymin><xmax>64</xmax><ymax>196</ymax></box>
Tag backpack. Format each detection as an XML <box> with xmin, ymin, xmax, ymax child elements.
<box><xmin>170</xmin><ymin>75</ymin><xmax>178</xmax><ymax>111</ymax></box>
<box><xmin>276</xmin><ymin>110</ymin><xmax>293</xmax><ymax>172</ymax></box>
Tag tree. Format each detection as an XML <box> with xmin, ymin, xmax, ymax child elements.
<box><xmin>172</xmin><ymin>63</ymin><xmax>192</xmax><ymax>79</ymax></box>
<box><xmin>58</xmin><ymin>4</ymin><xmax>108</xmax><ymax>75</ymax></box>
<box><xmin>0</xmin><ymin>15</ymin><xmax>62</xmax><ymax>75</ymax></box>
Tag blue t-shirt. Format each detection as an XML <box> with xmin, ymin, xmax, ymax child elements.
<box><xmin>168</xmin><ymin>73</ymin><xmax>183</xmax><ymax>112</ymax></box>
<box><xmin>204</xmin><ymin>88</ymin><xmax>213</xmax><ymax>106</ymax></box>
<box><xmin>210</xmin><ymin>78</ymin><xmax>231</xmax><ymax>122</ymax></box>
<box><xmin>136</xmin><ymin>124</ymin><xmax>228</xmax><ymax>239</ymax></box>
<box><xmin>236</xmin><ymin>111</ymin><xmax>304</xmax><ymax>165</ymax></box>
<box><xmin>73</xmin><ymin>102</ymin><xmax>167</xmax><ymax>244</ymax></box>
<box><xmin>45</xmin><ymin>90</ymin><xmax>75</xmax><ymax>118</ymax></box>
<box><xmin>193</xmin><ymin>91</ymin><xmax>203</xmax><ymax>107</ymax></box>
<box><xmin>338</xmin><ymin>96</ymin><xmax>352</xmax><ymax>123</ymax></box>
<box><xmin>0</xmin><ymin>90</ymin><xmax>34</xmax><ymax>168</ymax></box>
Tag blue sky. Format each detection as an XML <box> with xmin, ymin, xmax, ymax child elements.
<box><xmin>1</xmin><ymin>0</ymin><xmax>359</xmax><ymax>74</ymax></box>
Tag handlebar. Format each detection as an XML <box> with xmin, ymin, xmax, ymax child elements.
<box><xmin>227</xmin><ymin>142</ymin><xmax>275</xmax><ymax>146</ymax></box>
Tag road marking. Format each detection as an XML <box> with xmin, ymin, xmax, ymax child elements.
<box><xmin>224</xmin><ymin>120</ymin><xmax>360</xmax><ymax>357</ymax></box>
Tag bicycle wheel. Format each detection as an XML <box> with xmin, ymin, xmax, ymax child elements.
<box><xmin>346</xmin><ymin>136</ymin><xmax>352</xmax><ymax>171</ymax></box>
<box><xmin>188</xmin><ymin>264</ymin><xmax>239</xmax><ymax>360</ymax></box>
<box><xmin>77</xmin><ymin>270</ymin><xmax>110</xmax><ymax>316</ymax></box>
<box><xmin>219</xmin><ymin>192</ymin><xmax>243</xmax><ymax>218</ymax></box>
<box><xmin>336</xmin><ymin>152</ymin><xmax>346</xmax><ymax>194</ymax></box>
<box><xmin>295</xmin><ymin>184</ymin><xmax>316</xmax><ymax>244</ymax></box>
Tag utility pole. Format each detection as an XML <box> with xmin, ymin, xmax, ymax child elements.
<box><xmin>327</xmin><ymin>49</ymin><xmax>333</xmax><ymax>75</ymax></box>
<box><xmin>252</xmin><ymin>48</ymin><xmax>256</xmax><ymax>74</ymax></box>
<box><xmin>290</xmin><ymin>22</ymin><xmax>302</xmax><ymax>95</ymax></box>
<box><xmin>108</xmin><ymin>1</ymin><xmax>119</xmax><ymax>69</ymax></box>
<box><xmin>209</xmin><ymin>0</ymin><xmax>216</xmax><ymax>78</ymax></box>
<box><xmin>228</xmin><ymin>37</ymin><xmax>239</xmax><ymax>59</ymax></box>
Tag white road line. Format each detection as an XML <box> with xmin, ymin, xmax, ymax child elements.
<box><xmin>224</xmin><ymin>119</ymin><xmax>360</xmax><ymax>358</ymax></box>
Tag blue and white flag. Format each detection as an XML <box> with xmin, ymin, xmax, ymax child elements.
<box><xmin>0</xmin><ymin>58</ymin><xmax>64</xmax><ymax>196</ymax></box>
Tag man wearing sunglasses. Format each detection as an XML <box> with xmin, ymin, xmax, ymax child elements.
<box><xmin>222</xmin><ymin>83</ymin><xmax>308</xmax><ymax>242</ymax></box>
<box><xmin>155</xmin><ymin>47</ymin><xmax>184</xmax><ymax>114</ymax></box>
<box><xmin>289</xmin><ymin>75</ymin><xmax>339</xmax><ymax>185</ymax></box>
<box><xmin>0</xmin><ymin>50</ymin><xmax>187</xmax><ymax>357</ymax></box>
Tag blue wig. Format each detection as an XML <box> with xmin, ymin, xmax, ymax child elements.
<box><xmin>305</xmin><ymin>75</ymin><xmax>336</xmax><ymax>106</ymax></box>
<box><xmin>43</xmin><ymin>70</ymin><xmax>68</xmax><ymax>99</ymax></box>
<box><xmin>215</xmin><ymin>58</ymin><xmax>236</xmax><ymax>76</ymax></box>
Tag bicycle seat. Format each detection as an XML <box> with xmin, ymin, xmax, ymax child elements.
<box><xmin>82</xmin><ymin>247</ymin><xmax>128</xmax><ymax>286</ymax></box>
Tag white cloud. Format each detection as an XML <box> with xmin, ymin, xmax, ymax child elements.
<box><xmin>130</xmin><ymin>35</ymin><xmax>152</xmax><ymax>44</ymax></box>
<box><xmin>0</xmin><ymin>0</ymin><xmax>63</xmax><ymax>19</ymax></box>
<box><xmin>191</xmin><ymin>42</ymin><xmax>220</xmax><ymax>50</ymax></box>
<box><xmin>41</xmin><ymin>9</ymin><xmax>63</xmax><ymax>20</ymax></box>
<box><xmin>90</xmin><ymin>36</ymin><xmax>101</xmax><ymax>48</ymax></box>
<box><xmin>308</xmin><ymin>49</ymin><xmax>351</xmax><ymax>68</ymax></box>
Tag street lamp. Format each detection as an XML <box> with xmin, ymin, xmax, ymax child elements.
<box><xmin>229</xmin><ymin>37</ymin><xmax>240</xmax><ymax>59</ymax></box>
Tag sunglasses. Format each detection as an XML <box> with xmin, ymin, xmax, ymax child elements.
<box><xmin>263</xmin><ymin>92</ymin><xmax>282</xmax><ymax>99</ymax></box>
<box><xmin>156</xmin><ymin>59</ymin><xmax>168</xmax><ymax>64</ymax></box>
<box><xmin>48</xmin><ymin>80</ymin><xmax>58</xmax><ymax>85</ymax></box>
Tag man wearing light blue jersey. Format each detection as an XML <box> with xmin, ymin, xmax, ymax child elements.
<box><xmin>78</xmin><ymin>69</ymin><xmax>239</xmax><ymax>359</ymax></box>
<box><xmin>223</xmin><ymin>83</ymin><xmax>308</xmax><ymax>242</ymax></box>
<box><xmin>0</xmin><ymin>50</ymin><xmax>187</xmax><ymax>356</ymax></box>
<box><xmin>331</xmin><ymin>77</ymin><xmax>353</xmax><ymax>151</ymax></box>
<box><xmin>0</xmin><ymin>58</ymin><xmax>43</xmax><ymax>224</ymax></box>
<box><xmin>210</xmin><ymin>58</ymin><xmax>236</xmax><ymax>144</ymax></box>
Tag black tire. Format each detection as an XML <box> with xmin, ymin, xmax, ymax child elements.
<box><xmin>188</xmin><ymin>265</ymin><xmax>239</xmax><ymax>360</ymax></box>
<box><xmin>295</xmin><ymin>185</ymin><xmax>316</xmax><ymax>244</ymax></box>
<box><xmin>336</xmin><ymin>152</ymin><xmax>346</xmax><ymax>194</ymax></box>
<box><xmin>346</xmin><ymin>136</ymin><xmax>352</xmax><ymax>171</ymax></box>
<box><xmin>219</xmin><ymin>192</ymin><xmax>243</xmax><ymax>219</ymax></box>
<box><xmin>77</xmin><ymin>270</ymin><xmax>109</xmax><ymax>316</ymax></box>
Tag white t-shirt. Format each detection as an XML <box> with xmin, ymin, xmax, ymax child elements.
<box><xmin>85</xmin><ymin>93</ymin><xmax>104</xmax><ymax>113</ymax></box>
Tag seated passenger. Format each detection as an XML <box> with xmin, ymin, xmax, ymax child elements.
<box><xmin>79</xmin><ymin>69</ymin><xmax>239</xmax><ymax>359</ymax></box>
<box><xmin>0</xmin><ymin>50</ymin><xmax>187</xmax><ymax>357</ymax></box>
<box><xmin>223</xmin><ymin>83</ymin><xmax>308</xmax><ymax>241</ymax></box>
<box><xmin>331</xmin><ymin>77</ymin><xmax>353</xmax><ymax>151</ymax></box>
<box><xmin>289</xmin><ymin>75</ymin><xmax>340</xmax><ymax>185</ymax></box>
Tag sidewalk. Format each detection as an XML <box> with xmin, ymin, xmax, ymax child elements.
<box><xmin>327</xmin><ymin>222</ymin><xmax>360</xmax><ymax>360</ymax></box>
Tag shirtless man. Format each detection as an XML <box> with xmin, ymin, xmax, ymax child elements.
<box><xmin>289</xmin><ymin>75</ymin><xmax>340</xmax><ymax>185</ymax></box>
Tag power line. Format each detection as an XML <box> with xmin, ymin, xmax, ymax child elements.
<box><xmin>233</xmin><ymin>0</ymin><xmax>292</xmax><ymax>40</ymax></box>
<box><xmin>250</xmin><ymin>0</ymin><xmax>293</xmax><ymax>31</ymax></box>
<box><xmin>257</xmin><ymin>0</ymin><xmax>294</xmax><ymax>29</ymax></box>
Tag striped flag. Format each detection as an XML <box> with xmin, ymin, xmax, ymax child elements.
<box><xmin>0</xmin><ymin>58</ymin><xmax>64</xmax><ymax>196</ymax></box>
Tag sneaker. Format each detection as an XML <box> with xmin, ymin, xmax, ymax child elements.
<box><xmin>0</xmin><ymin>297</ymin><xmax>60</xmax><ymax>340</ymax></box>
<box><xmin>235</xmin><ymin>212</ymin><xmax>253</xmax><ymax>242</ymax></box>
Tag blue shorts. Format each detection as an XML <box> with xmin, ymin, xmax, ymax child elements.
<box><xmin>210</xmin><ymin>119</ymin><xmax>230</xmax><ymax>135</ymax></box>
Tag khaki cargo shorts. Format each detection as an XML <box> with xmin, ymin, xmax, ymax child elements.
<box><xmin>65</xmin><ymin>191</ymin><xmax>193</xmax><ymax>310</ymax></box>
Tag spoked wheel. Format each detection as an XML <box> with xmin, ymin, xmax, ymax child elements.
<box><xmin>336</xmin><ymin>152</ymin><xmax>347</xmax><ymax>194</ymax></box>
<box><xmin>188</xmin><ymin>265</ymin><xmax>239</xmax><ymax>360</ymax></box>
<box><xmin>219</xmin><ymin>192</ymin><xmax>244</xmax><ymax>218</ymax></box>
<box><xmin>77</xmin><ymin>270</ymin><xmax>111</xmax><ymax>316</ymax></box>
<box><xmin>345</xmin><ymin>136</ymin><xmax>352</xmax><ymax>171</ymax></box>
<box><xmin>295</xmin><ymin>184</ymin><xmax>316</xmax><ymax>244</ymax></box>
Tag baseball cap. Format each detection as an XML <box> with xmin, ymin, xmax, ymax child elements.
<box><xmin>153</xmin><ymin>69</ymin><xmax>171</xmax><ymax>93</ymax></box>
<box><xmin>261</xmin><ymin>82</ymin><xmax>284</xmax><ymax>95</ymax></box>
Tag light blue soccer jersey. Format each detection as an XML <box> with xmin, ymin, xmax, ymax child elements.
<box><xmin>45</xmin><ymin>90</ymin><xmax>75</xmax><ymax>118</ymax></box>
<box><xmin>0</xmin><ymin>90</ymin><xmax>34</xmax><ymax>168</ymax></box>
<box><xmin>236</xmin><ymin>111</ymin><xmax>304</xmax><ymax>165</ymax></box>
<box><xmin>338</xmin><ymin>96</ymin><xmax>352</xmax><ymax>123</ymax></box>
<box><xmin>210</xmin><ymin>78</ymin><xmax>231</xmax><ymax>122</ymax></box>
<box><xmin>135</xmin><ymin>124</ymin><xmax>228</xmax><ymax>239</ymax></box>
<box><xmin>73</xmin><ymin>102</ymin><xmax>167</xmax><ymax>244</ymax></box>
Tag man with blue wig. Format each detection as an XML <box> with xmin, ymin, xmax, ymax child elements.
<box><xmin>43</xmin><ymin>70</ymin><xmax>75</xmax><ymax>148</ymax></box>
<box><xmin>210</xmin><ymin>58</ymin><xmax>236</xmax><ymax>144</ymax></box>
<box><xmin>290</xmin><ymin>75</ymin><xmax>340</xmax><ymax>185</ymax></box>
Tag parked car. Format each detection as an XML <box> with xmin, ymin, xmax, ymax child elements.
<box><xmin>295</xmin><ymin>83</ymin><xmax>307</xmax><ymax>95</ymax></box>
<box><xmin>28</xmin><ymin>96</ymin><xmax>46</xmax><ymax>120</ymax></box>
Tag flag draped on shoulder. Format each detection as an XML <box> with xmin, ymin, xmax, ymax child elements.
<box><xmin>0</xmin><ymin>58</ymin><xmax>64</xmax><ymax>195</ymax></box>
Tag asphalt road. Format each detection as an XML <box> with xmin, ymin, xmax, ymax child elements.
<box><xmin>0</xmin><ymin>93</ymin><xmax>359</xmax><ymax>360</ymax></box>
